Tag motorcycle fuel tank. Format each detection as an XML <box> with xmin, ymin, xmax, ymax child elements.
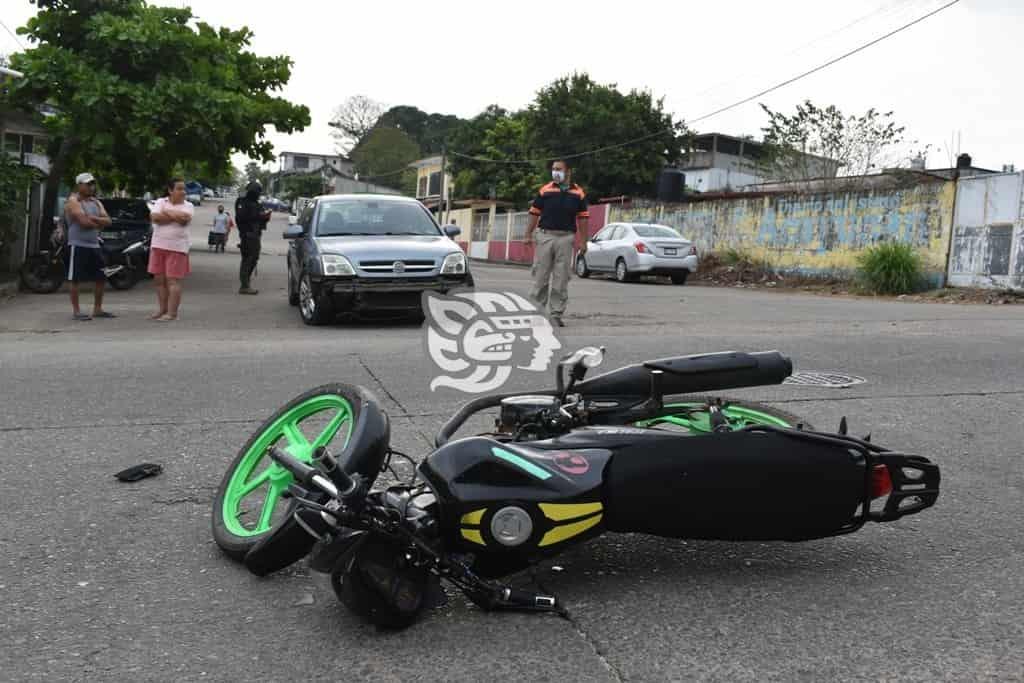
<box><xmin>417</xmin><ymin>436</ymin><xmax>612</xmax><ymax>576</ymax></box>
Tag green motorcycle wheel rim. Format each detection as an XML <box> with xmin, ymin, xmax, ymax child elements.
<box><xmin>635</xmin><ymin>402</ymin><xmax>792</xmax><ymax>433</ymax></box>
<box><xmin>221</xmin><ymin>395</ymin><xmax>354</xmax><ymax>537</ymax></box>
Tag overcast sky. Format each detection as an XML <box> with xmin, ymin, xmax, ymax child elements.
<box><xmin>2</xmin><ymin>0</ymin><xmax>1019</xmax><ymax>173</ymax></box>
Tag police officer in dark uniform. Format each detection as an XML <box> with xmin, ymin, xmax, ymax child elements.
<box><xmin>235</xmin><ymin>181</ymin><xmax>272</xmax><ymax>295</ymax></box>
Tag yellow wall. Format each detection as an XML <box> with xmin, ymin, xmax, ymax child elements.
<box><xmin>608</xmin><ymin>179</ymin><xmax>956</xmax><ymax>283</ymax></box>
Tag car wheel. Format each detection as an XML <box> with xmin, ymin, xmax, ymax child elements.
<box><xmin>575</xmin><ymin>254</ymin><xmax>590</xmax><ymax>278</ymax></box>
<box><xmin>299</xmin><ymin>272</ymin><xmax>332</xmax><ymax>326</ymax></box>
<box><xmin>615</xmin><ymin>258</ymin><xmax>631</xmax><ymax>283</ymax></box>
<box><xmin>670</xmin><ymin>271</ymin><xmax>689</xmax><ymax>285</ymax></box>
<box><xmin>287</xmin><ymin>264</ymin><xmax>299</xmax><ymax>306</ymax></box>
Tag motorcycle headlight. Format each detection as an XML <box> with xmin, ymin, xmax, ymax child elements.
<box><xmin>320</xmin><ymin>254</ymin><xmax>355</xmax><ymax>277</ymax></box>
<box><xmin>441</xmin><ymin>251</ymin><xmax>467</xmax><ymax>275</ymax></box>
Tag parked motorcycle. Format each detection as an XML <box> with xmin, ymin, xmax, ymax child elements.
<box><xmin>212</xmin><ymin>347</ymin><xmax>940</xmax><ymax>629</ymax></box>
<box><xmin>102</xmin><ymin>233</ymin><xmax>150</xmax><ymax>290</ymax></box>
<box><xmin>18</xmin><ymin>219</ymin><xmax>66</xmax><ymax>294</ymax></box>
<box><xmin>19</xmin><ymin>221</ymin><xmax>150</xmax><ymax>293</ymax></box>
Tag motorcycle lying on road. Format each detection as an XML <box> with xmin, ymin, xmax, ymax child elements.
<box><xmin>212</xmin><ymin>347</ymin><xmax>940</xmax><ymax>629</ymax></box>
<box><xmin>19</xmin><ymin>222</ymin><xmax>150</xmax><ymax>293</ymax></box>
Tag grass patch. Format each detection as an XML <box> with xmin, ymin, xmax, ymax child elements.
<box><xmin>855</xmin><ymin>242</ymin><xmax>924</xmax><ymax>295</ymax></box>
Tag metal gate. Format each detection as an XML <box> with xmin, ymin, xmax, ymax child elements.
<box><xmin>948</xmin><ymin>172</ymin><xmax>1024</xmax><ymax>289</ymax></box>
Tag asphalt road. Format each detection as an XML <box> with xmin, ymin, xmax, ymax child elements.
<box><xmin>1</xmin><ymin>202</ymin><xmax>1022</xmax><ymax>681</ymax></box>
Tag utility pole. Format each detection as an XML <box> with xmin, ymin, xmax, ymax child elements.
<box><xmin>439</xmin><ymin>144</ymin><xmax>447</xmax><ymax>225</ymax></box>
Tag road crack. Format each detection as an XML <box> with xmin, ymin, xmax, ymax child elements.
<box><xmin>357</xmin><ymin>357</ymin><xmax>412</xmax><ymax>418</ymax></box>
<box><xmin>559</xmin><ymin>606</ymin><xmax>625</xmax><ymax>682</ymax></box>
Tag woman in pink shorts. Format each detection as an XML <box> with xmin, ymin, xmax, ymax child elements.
<box><xmin>148</xmin><ymin>178</ymin><xmax>194</xmax><ymax>321</ymax></box>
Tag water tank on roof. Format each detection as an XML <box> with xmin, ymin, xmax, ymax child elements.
<box><xmin>657</xmin><ymin>168</ymin><xmax>685</xmax><ymax>202</ymax></box>
<box><xmin>956</xmin><ymin>153</ymin><xmax>972</xmax><ymax>169</ymax></box>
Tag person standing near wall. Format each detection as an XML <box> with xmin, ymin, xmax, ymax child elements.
<box><xmin>524</xmin><ymin>159</ymin><xmax>589</xmax><ymax>327</ymax></box>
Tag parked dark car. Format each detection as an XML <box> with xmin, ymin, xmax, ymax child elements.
<box><xmin>99</xmin><ymin>198</ymin><xmax>151</xmax><ymax>252</ymax></box>
<box><xmin>284</xmin><ymin>194</ymin><xmax>472</xmax><ymax>325</ymax></box>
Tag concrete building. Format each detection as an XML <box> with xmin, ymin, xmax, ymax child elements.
<box><xmin>409</xmin><ymin>156</ymin><xmax>453</xmax><ymax>207</ymax></box>
<box><xmin>680</xmin><ymin>132</ymin><xmax>837</xmax><ymax>193</ymax></box>
<box><xmin>277</xmin><ymin>151</ymin><xmax>354</xmax><ymax>176</ymax></box>
<box><xmin>1</xmin><ymin>65</ymin><xmax>50</xmax><ymax>271</ymax></box>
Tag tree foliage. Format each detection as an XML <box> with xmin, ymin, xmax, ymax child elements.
<box><xmin>375</xmin><ymin>105</ymin><xmax>462</xmax><ymax>155</ymax></box>
<box><xmin>350</xmin><ymin>127</ymin><xmax>420</xmax><ymax>191</ymax></box>
<box><xmin>0</xmin><ymin>155</ymin><xmax>35</xmax><ymax>267</ymax></box>
<box><xmin>329</xmin><ymin>95</ymin><xmax>385</xmax><ymax>154</ymax></box>
<box><xmin>278</xmin><ymin>172</ymin><xmax>324</xmax><ymax>201</ymax></box>
<box><xmin>449</xmin><ymin>74</ymin><xmax>686</xmax><ymax>204</ymax></box>
<box><xmin>6</xmin><ymin>0</ymin><xmax>310</xmax><ymax>228</ymax></box>
<box><xmin>759</xmin><ymin>100</ymin><xmax>906</xmax><ymax>182</ymax></box>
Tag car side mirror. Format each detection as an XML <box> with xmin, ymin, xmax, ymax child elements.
<box><xmin>444</xmin><ymin>225</ymin><xmax>461</xmax><ymax>238</ymax></box>
<box><xmin>282</xmin><ymin>224</ymin><xmax>304</xmax><ymax>240</ymax></box>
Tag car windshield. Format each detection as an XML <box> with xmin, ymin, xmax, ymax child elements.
<box><xmin>102</xmin><ymin>199</ymin><xmax>150</xmax><ymax>221</ymax></box>
<box><xmin>316</xmin><ymin>199</ymin><xmax>440</xmax><ymax>237</ymax></box>
<box><xmin>633</xmin><ymin>225</ymin><xmax>682</xmax><ymax>238</ymax></box>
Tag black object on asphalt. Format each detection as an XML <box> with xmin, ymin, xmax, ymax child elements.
<box><xmin>114</xmin><ymin>463</ymin><xmax>163</xmax><ymax>482</ymax></box>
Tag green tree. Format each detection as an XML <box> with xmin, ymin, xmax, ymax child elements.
<box><xmin>350</xmin><ymin>127</ymin><xmax>420</xmax><ymax>189</ymax></box>
<box><xmin>526</xmin><ymin>74</ymin><xmax>686</xmax><ymax>199</ymax></box>
<box><xmin>758</xmin><ymin>100</ymin><xmax>906</xmax><ymax>183</ymax></box>
<box><xmin>7</xmin><ymin>0</ymin><xmax>309</xmax><ymax>244</ymax></box>
<box><xmin>279</xmin><ymin>172</ymin><xmax>324</xmax><ymax>202</ymax></box>
<box><xmin>376</xmin><ymin>105</ymin><xmax>462</xmax><ymax>155</ymax></box>
<box><xmin>0</xmin><ymin>154</ymin><xmax>35</xmax><ymax>272</ymax></box>
<box><xmin>451</xmin><ymin>111</ymin><xmax>542</xmax><ymax>205</ymax></box>
<box><xmin>449</xmin><ymin>76</ymin><xmax>687</xmax><ymax>204</ymax></box>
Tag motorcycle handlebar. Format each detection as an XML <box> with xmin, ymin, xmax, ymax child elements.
<box><xmin>267</xmin><ymin>446</ymin><xmax>356</xmax><ymax>499</ymax></box>
<box><xmin>434</xmin><ymin>390</ymin><xmax>557</xmax><ymax>448</ymax></box>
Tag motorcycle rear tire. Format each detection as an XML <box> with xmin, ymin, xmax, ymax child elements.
<box><xmin>638</xmin><ymin>396</ymin><xmax>814</xmax><ymax>432</ymax></box>
<box><xmin>19</xmin><ymin>255</ymin><xmax>63</xmax><ymax>294</ymax></box>
<box><xmin>107</xmin><ymin>269</ymin><xmax>139</xmax><ymax>290</ymax></box>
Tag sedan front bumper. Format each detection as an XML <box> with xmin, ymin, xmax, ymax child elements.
<box><xmin>316</xmin><ymin>274</ymin><xmax>474</xmax><ymax>311</ymax></box>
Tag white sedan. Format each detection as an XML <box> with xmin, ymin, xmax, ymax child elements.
<box><xmin>576</xmin><ymin>222</ymin><xmax>698</xmax><ymax>284</ymax></box>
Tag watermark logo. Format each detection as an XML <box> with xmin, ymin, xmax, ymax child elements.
<box><xmin>422</xmin><ymin>291</ymin><xmax>563</xmax><ymax>394</ymax></box>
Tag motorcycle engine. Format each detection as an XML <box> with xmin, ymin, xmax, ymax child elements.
<box><xmin>497</xmin><ymin>395</ymin><xmax>561</xmax><ymax>440</ymax></box>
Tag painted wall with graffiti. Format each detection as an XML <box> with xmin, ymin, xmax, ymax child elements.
<box><xmin>606</xmin><ymin>178</ymin><xmax>957</xmax><ymax>284</ymax></box>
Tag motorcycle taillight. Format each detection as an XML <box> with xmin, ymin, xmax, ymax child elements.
<box><xmin>870</xmin><ymin>464</ymin><xmax>893</xmax><ymax>499</ymax></box>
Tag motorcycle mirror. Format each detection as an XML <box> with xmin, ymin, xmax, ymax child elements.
<box><xmin>561</xmin><ymin>346</ymin><xmax>605</xmax><ymax>369</ymax></box>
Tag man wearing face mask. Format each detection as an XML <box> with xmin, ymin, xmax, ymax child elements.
<box><xmin>524</xmin><ymin>159</ymin><xmax>589</xmax><ymax>327</ymax></box>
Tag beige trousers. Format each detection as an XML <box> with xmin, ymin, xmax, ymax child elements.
<box><xmin>530</xmin><ymin>229</ymin><xmax>575</xmax><ymax>317</ymax></box>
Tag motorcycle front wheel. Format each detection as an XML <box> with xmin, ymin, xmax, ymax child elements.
<box><xmin>19</xmin><ymin>254</ymin><xmax>63</xmax><ymax>293</ymax></box>
<box><xmin>633</xmin><ymin>397</ymin><xmax>814</xmax><ymax>432</ymax></box>
<box><xmin>107</xmin><ymin>268</ymin><xmax>139</xmax><ymax>290</ymax></box>
<box><xmin>212</xmin><ymin>384</ymin><xmax>359</xmax><ymax>560</ymax></box>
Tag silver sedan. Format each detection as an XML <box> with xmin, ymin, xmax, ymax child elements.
<box><xmin>576</xmin><ymin>222</ymin><xmax>698</xmax><ymax>284</ymax></box>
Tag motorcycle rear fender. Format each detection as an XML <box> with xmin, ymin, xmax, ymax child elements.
<box><xmin>603</xmin><ymin>426</ymin><xmax>938</xmax><ymax>541</ymax></box>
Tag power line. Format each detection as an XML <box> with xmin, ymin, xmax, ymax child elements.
<box><xmin>449</xmin><ymin>0</ymin><xmax>961</xmax><ymax>166</ymax></box>
<box><xmin>0</xmin><ymin>18</ymin><xmax>26</xmax><ymax>51</ymax></box>
<box><xmin>688</xmin><ymin>0</ymin><xmax>923</xmax><ymax>101</ymax></box>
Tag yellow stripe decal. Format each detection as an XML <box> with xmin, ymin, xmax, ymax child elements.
<box><xmin>460</xmin><ymin>508</ymin><xmax>486</xmax><ymax>525</ymax></box>
<box><xmin>539</xmin><ymin>502</ymin><xmax>603</xmax><ymax>522</ymax></box>
<box><xmin>461</xmin><ymin>528</ymin><xmax>486</xmax><ymax>545</ymax></box>
<box><xmin>538</xmin><ymin>514</ymin><xmax>602</xmax><ymax>547</ymax></box>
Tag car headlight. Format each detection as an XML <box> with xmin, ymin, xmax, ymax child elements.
<box><xmin>320</xmin><ymin>254</ymin><xmax>355</xmax><ymax>277</ymax></box>
<box><xmin>441</xmin><ymin>251</ymin><xmax>467</xmax><ymax>275</ymax></box>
